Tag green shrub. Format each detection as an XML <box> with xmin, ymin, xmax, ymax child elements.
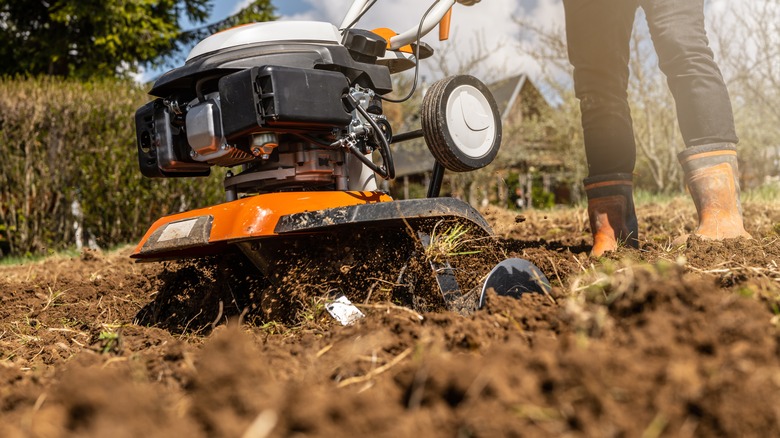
<box><xmin>531</xmin><ymin>184</ymin><xmax>555</xmax><ymax>209</ymax></box>
<box><xmin>0</xmin><ymin>77</ymin><xmax>226</xmax><ymax>257</ymax></box>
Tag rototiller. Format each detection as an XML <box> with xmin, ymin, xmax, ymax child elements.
<box><xmin>131</xmin><ymin>0</ymin><xmax>549</xmax><ymax>315</ymax></box>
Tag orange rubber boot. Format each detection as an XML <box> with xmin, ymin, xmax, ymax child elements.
<box><xmin>678</xmin><ymin>144</ymin><xmax>751</xmax><ymax>240</ymax></box>
<box><xmin>584</xmin><ymin>174</ymin><xmax>639</xmax><ymax>257</ymax></box>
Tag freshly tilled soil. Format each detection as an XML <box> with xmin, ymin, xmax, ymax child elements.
<box><xmin>1</xmin><ymin>199</ymin><xmax>779</xmax><ymax>437</ymax></box>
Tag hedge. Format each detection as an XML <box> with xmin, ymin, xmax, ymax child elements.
<box><xmin>0</xmin><ymin>77</ymin><xmax>225</xmax><ymax>257</ymax></box>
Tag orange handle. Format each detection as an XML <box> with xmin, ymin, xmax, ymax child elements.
<box><xmin>439</xmin><ymin>7</ymin><xmax>453</xmax><ymax>41</ymax></box>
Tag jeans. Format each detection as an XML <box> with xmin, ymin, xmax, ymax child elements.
<box><xmin>563</xmin><ymin>0</ymin><xmax>738</xmax><ymax>177</ymax></box>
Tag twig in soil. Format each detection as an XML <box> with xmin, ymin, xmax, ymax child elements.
<box><xmin>226</xmin><ymin>283</ymin><xmax>242</xmax><ymax>313</ymax></box>
<box><xmin>40</xmin><ymin>287</ymin><xmax>68</xmax><ymax>313</ymax></box>
<box><xmin>541</xmin><ymin>286</ymin><xmax>557</xmax><ymax>306</ymax></box>
<box><xmin>364</xmin><ymin>277</ymin><xmax>404</xmax><ymax>304</ymax></box>
<box><xmin>546</xmin><ymin>255</ymin><xmax>565</xmax><ymax>290</ymax></box>
<box><xmin>463</xmin><ymin>369</ymin><xmax>491</xmax><ymax>402</ymax></box>
<box><xmin>101</xmin><ymin>357</ymin><xmax>128</xmax><ymax>369</ymax></box>
<box><xmin>47</xmin><ymin>327</ymin><xmax>89</xmax><ymax>339</ymax></box>
<box><xmin>316</xmin><ymin>344</ymin><xmax>333</xmax><ymax>358</ymax></box>
<box><xmin>211</xmin><ymin>300</ymin><xmax>224</xmax><ymax>331</ymax></box>
<box><xmin>336</xmin><ymin>347</ymin><xmax>413</xmax><ymax>388</ymax></box>
<box><xmin>96</xmin><ymin>296</ymin><xmax>110</xmax><ymax>322</ymax></box>
<box><xmin>642</xmin><ymin>411</ymin><xmax>669</xmax><ymax>438</ymax></box>
<box><xmin>687</xmin><ymin>259</ymin><xmax>780</xmax><ymax>282</ymax></box>
<box><xmin>241</xmin><ymin>410</ymin><xmax>278</xmax><ymax>438</ymax></box>
<box><xmin>365</xmin><ymin>281</ymin><xmax>378</xmax><ymax>303</ymax></box>
<box><xmin>365</xmin><ymin>277</ymin><xmax>405</xmax><ymax>288</ymax></box>
<box><xmin>238</xmin><ymin>307</ymin><xmax>249</xmax><ymax>326</ymax></box>
<box><xmin>182</xmin><ymin>308</ymin><xmax>203</xmax><ymax>335</ymax></box>
<box><xmin>32</xmin><ymin>393</ymin><xmax>47</xmax><ymax>412</ymax></box>
<box><xmin>24</xmin><ymin>264</ymin><xmax>34</xmax><ymax>283</ymax></box>
<box><xmin>572</xmin><ymin>254</ymin><xmax>588</xmax><ymax>273</ymax></box>
<box><xmin>355</xmin><ymin>303</ymin><xmax>424</xmax><ymax>321</ymax></box>
<box><xmin>21</xmin><ymin>392</ymin><xmax>48</xmax><ymax>431</ymax></box>
<box><xmin>28</xmin><ymin>346</ymin><xmax>45</xmax><ymax>364</ymax></box>
<box><xmin>406</xmin><ymin>364</ymin><xmax>429</xmax><ymax>410</ymax></box>
<box><xmin>395</xmin><ymin>264</ymin><xmax>408</xmax><ymax>285</ymax></box>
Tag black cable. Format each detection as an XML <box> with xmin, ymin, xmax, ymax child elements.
<box><xmin>194</xmin><ymin>74</ymin><xmax>221</xmax><ymax>102</ymax></box>
<box><xmin>354</xmin><ymin>103</ymin><xmax>395</xmax><ymax>179</ymax></box>
<box><xmin>347</xmin><ymin>144</ymin><xmax>388</xmax><ymax>178</ymax></box>
<box><xmin>380</xmin><ymin>0</ymin><xmax>442</xmax><ymax>104</ymax></box>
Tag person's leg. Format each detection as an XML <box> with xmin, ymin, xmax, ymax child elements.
<box><xmin>564</xmin><ymin>0</ymin><xmax>641</xmax><ymax>255</ymax></box>
<box><xmin>643</xmin><ymin>0</ymin><xmax>749</xmax><ymax>240</ymax></box>
<box><xmin>564</xmin><ymin>0</ymin><xmax>639</xmax><ymax>176</ymax></box>
<box><xmin>642</xmin><ymin>0</ymin><xmax>737</xmax><ymax>146</ymax></box>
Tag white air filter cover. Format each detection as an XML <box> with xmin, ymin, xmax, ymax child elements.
<box><xmin>187</xmin><ymin>21</ymin><xmax>341</xmax><ymax>61</ymax></box>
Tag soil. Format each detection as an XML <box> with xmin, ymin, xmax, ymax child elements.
<box><xmin>1</xmin><ymin>198</ymin><xmax>779</xmax><ymax>437</ymax></box>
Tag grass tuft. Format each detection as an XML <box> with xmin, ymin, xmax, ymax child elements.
<box><xmin>424</xmin><ymin>223</ymin><xmax>482</xmax><ymax>263</ymax></box>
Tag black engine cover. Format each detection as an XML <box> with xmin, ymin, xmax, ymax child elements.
<box><xmin>218</xmin><ymin>65</ymin><xmax>353</xmax><ymax>140</ymax></box>
<box><xmin>135</xmin><ymin>100</ymin><xmax>211</xmax><ymax>178</ymax></box>
<box><xmin>149</xmin><ymin>43</ymin><xmax>393</xmax><ymax>98</ymax></box>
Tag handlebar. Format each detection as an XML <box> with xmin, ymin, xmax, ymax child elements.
<box><xmin>339</xmin><ymin>0</ymin><xmax>457</xmax><ymax>50</ymax></box>
<box><xmin>339</xmin><ymin>0</ymin><xmax>373</xmax><ymax>30</ymax></box>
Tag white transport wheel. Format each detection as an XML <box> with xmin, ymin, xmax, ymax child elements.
<box><xmin>421</xmin><ymin>75</ymin><xmax>502</xmax><ymax>172</ymax></box>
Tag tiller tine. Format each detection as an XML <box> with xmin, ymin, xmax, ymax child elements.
<box><xmin>416</xmin><ymin>230</ymin><xmax>464</xmax><ymax>312</ymax></box>
<box><xmin>478</xmin><ymin>258</ymin><xmax>552</xmax><ymax>309</ymax></box>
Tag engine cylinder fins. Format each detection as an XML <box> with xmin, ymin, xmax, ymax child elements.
<box><xmin>478</xmin><ymin>258</ymin><xmax>551</xmax><ymax>309</ymax></box>
<box><xmin>421</xmin><ymin>75</ymin><xmax>502</xmax><ymax>172</ymax></box>
<box><xmin>222</xmin><ymin>146</ymin><xmax>347</xmax><ymax>195</ymax></box>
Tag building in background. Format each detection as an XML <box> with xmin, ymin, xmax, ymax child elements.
<box><xmin>390</xmin><ymin>74</ymin><xmax>575</xmax><ymax>209</ymax></box>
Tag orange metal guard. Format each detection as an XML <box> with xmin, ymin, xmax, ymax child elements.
<box><xmin>132</xmin><ymin>191</ymin><xmax>392</xmax><ymax>260</ymax></box>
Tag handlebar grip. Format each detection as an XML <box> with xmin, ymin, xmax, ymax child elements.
<box><xmin>389</xmin><ymin>0</ymin><xmax>457</xmax><ymax>50</ymax></box>
<box><xmin>439</xmin><ymin>7</ymin><xmax>453</xmax><ymax>41</ymax></box>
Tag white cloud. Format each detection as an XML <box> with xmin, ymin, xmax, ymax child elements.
<box><xmin>530</xmin><ymin>0</ymin><xmax>564</xmax><ymax>29</ymax></box>
<box><xmin>280</xmin><ymin>0</ymin><xmax>565</xmax><ymax>83</ymax></box>
<box><xmin>279</xmin><ymin>0</ymin><xmax>352</xmax><ymax>22</ymax></box>
<box><xmin>231</xmin><ymin>0</ymin><xmax>254</xmax><ymax>15</ymax></box>
<box><xmin>136</xmin><ymin>1</ymin><xmax>566</xmax><ymax>86</ymax></box>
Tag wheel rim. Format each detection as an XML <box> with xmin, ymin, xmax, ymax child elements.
<box><xmin>446</xmin><ymin>84</ymin><xmax>497</xmax><ymax>159</ymax></box>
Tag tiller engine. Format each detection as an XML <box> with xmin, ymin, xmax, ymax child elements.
<box><xmin>131</xmin><ymin>0</ymin><xmax>550</xmax><ymax>316</ymax></box>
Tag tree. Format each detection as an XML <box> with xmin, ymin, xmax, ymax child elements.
<box><xmin>626</xmin><ymin>18</ymin><xmax>683</xmax><ymax>194</ymax></box>
<box><xmin>513</xmin><ymin>17</ymin><xmax>587</xmax><ymax>193</ymax></box>
<box><xmin>709</xmin><ymin>0</ymin><xmax>780</xmax><ymax>187</ymax></box>
<box><xmin>429</xmin><ymin>30</ymin><xmax>507</xmax><ymax>84</ymax></box>
<box><xmin>0</xmin><ymin>0</ymin><xmax>276</xmax><ymax>79</ymax></box>
<box><xmin>515</xmin><ymin>11</ymin><xmax>716</xmax><ymax>195</ymax></box>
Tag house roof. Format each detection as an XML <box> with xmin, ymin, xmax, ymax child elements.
<box><xmin>488</xmin><ymin>74</ymin><xmax>529</xmax><ymax>121</ymax></box>
<box><xmin>489</xmin><ymin>74</ymin><xmax>550</xmax><ymax>120</ymax></box>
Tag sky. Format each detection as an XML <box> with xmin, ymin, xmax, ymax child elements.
<box><xmin>140</xmin><ymin>0</ymin><xmax>565</xmax><ymax>84</ymax></box>
<box><xmin>264</xmin><ymin>0</ymin><xmax>562</xmax><ymax>81</ymax></box>
<box><xmin>143</xmin><ymin>0</ymin><xmax>751</xmax><ymax>91</ymax></box>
